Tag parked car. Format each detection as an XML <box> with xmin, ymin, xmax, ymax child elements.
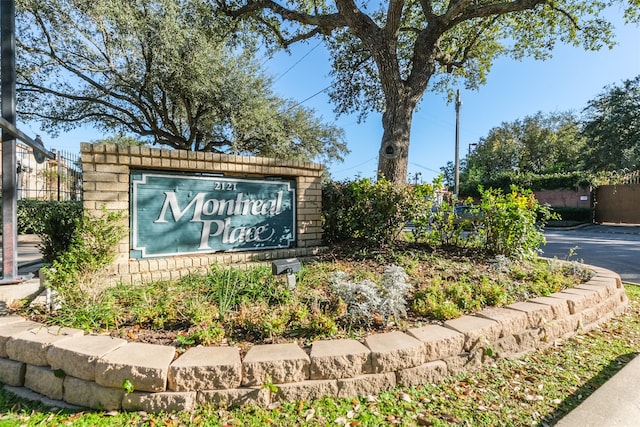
<box><xmin>453</xmin><ymin>205</ymin><xmax>482</xmax><ymax>230</ymax></box>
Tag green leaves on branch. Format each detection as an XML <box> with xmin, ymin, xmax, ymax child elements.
<box><xmin>42</xmin><ymin>208</ymin><xmax>126</xmax><ymax>308</ymax></box>
<box><xmin>323</xmin><ymin>178</ymin><xmax>553</xmax><ymax>260</ymax></box>
<box><xmin>478</xmin><ymin>186</ymin><xmax>554</xmax><ymax>259</ymax></box>
<box><xmin>322</xmin><ymin>177</ymin><xmax>434</xmax><ymax>245</ymax></box>
<box><xmin>581</xmin><ymin>75</ymin><xmax>640</xmax><ymax>172</ymax></box>
<box><xmin>16</xmin><ymin>0</ymin><xmax>348</xmax><ymax>163</ymax></box>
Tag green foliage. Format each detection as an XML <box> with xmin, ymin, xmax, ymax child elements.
<box><xmin>16</xmin><ymin>0</ymin><xmax>348</xmax><ymax>163</ymax></box>
<box><xmin>581</xmin><ymin>75</ymin><xmax>640</xmax><ymax>172</ymax></box>
<box><xmin>460</xmin><ymin>171</ymin><xmax>593</xmax><ymax>198</ymax></box>
<box><xmin>10</xmin><ymin>200</ymin><xmax>82</xmax><ymax>241</ymax></box>
<box><xmin>464</xmin><ymin>111</ymin><xmax>585</xmax><ymax>181</ymax></box>
<box><xmin>478</xmin><ymin>186</ymin><xmax>554</xmax><ymax>259</ymax></box>
<box><xmin>122</xmin><ymin>379</ymin><xmax>135</xmax><ymax>394</ymax></box>
<box><xmin>43</xmin><ymin>208</ymin><xmax>126</xmax><ymax>308</ymax></box>
<box><xmin>218</xmin><ymin>0</ymin><xmax>625</xmax><ymax>183</ymax></box>
<box><xmin>181</xmin><ymin>324</ymin><xmax>225</xmax><ymax>347</ymax></box>
<box><xmin>414</xmin><ymin>199</ymin><xmax>483</xmax><ymax>248</ymax></box>
<box><xmin>16</xmin><ymin>199</ymin><xmax>47</xmax><ymax>234</ymax></box>
<box><xmin>28</xmin><ymin>240</ymin><xmax>591</xmax><ymax>348</ymax></box>
<box><xmin>3</xmin><ymin>287</ymin><xmax>640</xmax><ymax>425</ymax></box>
<box><xmin>411</xmin><ymin>275</ymin><xmax>509</xmax><ymax>321</ymax></box>
<box><xmin>0</xmin><ymin>199</ymin><xmax>83</xmax><ymax>262</ymax></box>
<box><xmin>457</xmin><ymin>77</ymin><xmax>640</xmax><ymax>193</ymax></box>
<box><xmin>410</xmin><ymin>256</ymin><xmax>582</xmax><ymax>321</ymax></box>
<box><xmin>322</xmin><ymin>178</ymin><xmax>430</xmax><ymax>245</ymax></box>
<box><xmin>35</xmin><ymin>201</ymin><xmax>84</xmax><ymax>263</ymax></box>
<box><xmin>323</xmin><ymin>177</ymin><xmax>553</xmax><ymax>260</ymax></box>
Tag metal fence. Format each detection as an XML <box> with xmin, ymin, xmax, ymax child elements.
<box><xmin>624</xmin><ymin>170</ymin><xmax>640</xmax><ymax>185</ymax></box>
<box><xmin>16</xmin><ymin>144</ymin><xmax>82</xmax><ymax>201</ymax></box>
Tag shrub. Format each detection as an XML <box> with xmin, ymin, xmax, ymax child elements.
<box><xmin>415</xmin><ymin>199</ymin><xmax>481</xmax><ymax>248</ymax></box>
<box><xmin>43</xmin><ymin>208</ymin><xmax>126</xmax><ymax>308</ymax></box>
<box><xmin>36</xmin><ymin>201</ymin><xmax>84</xmax><ymax>263</ymax></box>
<box><xmin>16</xmin><ymin>199</ymin><xmax>47</xmax><ymax>234</ymax></box>
<box><xmin>5</xmin><ymin>199</ymin><xmax>82</xmax><ymax>243</ymax></box>
<box><xmin>330</xmin><ymin>265</ymin><xmax>412</xmax><ymax>327</ymax></box>
<box><xmin>550</xmin><ymin>206</ymin><xmax>593</xmax><ymax>222</ymax></box>
<box><xmin>322</xmin><ymin>178</ymin><xmax>429</xmax><ymax>245</ymax></box>
<box><xmin>478</xmin><ymin>186</ymin><xmax>555</xmax><ymax>259</ymax></box>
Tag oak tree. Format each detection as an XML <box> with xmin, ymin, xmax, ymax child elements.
<box><xmin>581</xmin><ymin>75</ymin><xmax>640</xmax><ymax>172</ymax></box>
<box><xmin>16</xmin><ymin>0</ymin><xmax>348</xmax><ymax>163</ymax></box>
<box><xmin>468</xmin><ymin>111</ymin><xmax>584</xmax><ymax>178</ymax></box>
<box><xmin>217</xmin><ymin>0</ymin><xmax>636</xmax><ymax>184</ymax></box>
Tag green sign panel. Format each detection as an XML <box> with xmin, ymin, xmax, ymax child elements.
<box><xmin>131</xmin><ymin>171</ymin><xmax>296</xmax><ymax>258</ymax></box>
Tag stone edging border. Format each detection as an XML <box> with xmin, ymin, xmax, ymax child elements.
<box><xmin>0</xmin><ymin>265</ymin><xmax>628</xmax><ymax>413</ymax></box>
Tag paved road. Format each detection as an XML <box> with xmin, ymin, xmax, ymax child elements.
<box><xmin>0</xmin><ymin>236</ymin><xmax>44</xmax><ymax>277</ymax></box>
<box><xmin>543</xmin><ymin>224</ymin><xmax>640</xmax><ymax>285</ymax></box>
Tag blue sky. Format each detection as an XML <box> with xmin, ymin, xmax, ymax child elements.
<box><xmin>22</xmin><ymin>6</ymin><xmax>640</xmax><ymax>183</ymax></box>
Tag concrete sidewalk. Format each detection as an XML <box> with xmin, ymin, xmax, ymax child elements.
<box><xmin>0</xmin><ymin>236</ymin><xmax>44</xmax><ymax>310</ymax></box>
<box><xmin>555</xmin><ymin>353</ymin><xmax>640</xmax><ymax>426</ymax></box>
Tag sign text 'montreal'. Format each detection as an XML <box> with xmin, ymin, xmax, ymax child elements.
<box><xmin>131</xmin><ymin>171</ymin><xmax>296</xmax><ymax>258</ymax></box>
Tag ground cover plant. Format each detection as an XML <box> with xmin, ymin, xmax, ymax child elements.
<box><xmin>21</xmin><ymin>244</ymin><xmax>591</xmax><ymax>350</ymax></box>
<box><xmin>2</xmin><ymin>285</ymin><xmax>638</xmax><ymax>426</ymax></box>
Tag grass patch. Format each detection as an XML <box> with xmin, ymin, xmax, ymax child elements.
<box><xmin>2</xmin><ymin>286</ymin><xmax>639</xmax><ymax>426</ymax></box>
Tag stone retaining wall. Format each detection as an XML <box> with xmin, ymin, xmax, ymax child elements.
<box><xmin>81</xmin><ymin>143</ymin><xmax>325</xmax><ymax>285</ymax></box>
<box><xmin>0</xmin><ymin>266</ymin><xmax>628</xmax><ymax>413</ymax></box>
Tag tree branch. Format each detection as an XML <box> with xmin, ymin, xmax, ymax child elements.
<box><xmin>449</xmin><ymin>0</ymin><xmax>547</xmax><ymax>26</ymax></box>
<box><xmin>216</xmin><ymin>0</ymin><xmax>345</xmax><ymax>34</ymax></box>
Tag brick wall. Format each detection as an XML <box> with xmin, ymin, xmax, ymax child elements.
<box><xmin>81</xmin><ymin>143</ymin><xmax>325</xmax><ymax>285</ymax></box>
<box><xmin>534</xmin><ymin>187</ymin><xmax>591</xmax><ymax>208</ymax></box>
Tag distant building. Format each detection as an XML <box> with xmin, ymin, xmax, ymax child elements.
<box><xmin>0</xmin><ymin>140</ymin><xmax>82</xmax><ymax>201</ymax></box>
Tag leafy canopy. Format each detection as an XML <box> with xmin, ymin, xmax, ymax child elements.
<box><xmin>468</xmin><ymin>111</ymin><xmax>585</xmax><ymax>178</ymax></box>
<box><xmin>216</xmin><ymin>0</ymin><xmax>636</xmax><ymax>183</ymax></box>
<box><xmin>16</xmin><ymin>0</ymin><xmax>348</xmax><ymax>163</ymax></box>
<box><xmin>580</xmin><ymin>75</ymin><xmax>640</xmax><ymax>172</ymax></box>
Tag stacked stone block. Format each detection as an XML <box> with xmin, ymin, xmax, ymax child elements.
<box><xmin>0</xmin><ymin>270</ymin><xmax>628</xmax><ymax>413</ymax></box>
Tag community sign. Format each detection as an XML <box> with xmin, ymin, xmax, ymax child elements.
<box><xmin>130</xmin><ymin>171</ymin><xmax>296</xmax><ymax>258</ymax></box>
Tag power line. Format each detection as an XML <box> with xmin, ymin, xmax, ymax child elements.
<box><xmin>286</xmin><ymin>85</ymin><xmax>332</xmax><ymax>112</ymax></box>
<box><xmin>409</xmin><ymin>162</ymin><xmax>441</xmax><ymax>174</ymax></box>
<box><xmin>332</xmin><ymin>156</ymin><xmax>377</xmax><ymax>174</ymax></box>
<box><xmin>273</xmin><ymin>42</ymin><xmax>321</xmax><ymax>83</ymax></box>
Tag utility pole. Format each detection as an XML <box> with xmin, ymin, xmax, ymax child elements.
<box><xmin>454</xmin><ymin>89</ymin><xmax>462</xmax><ymax>197</ymax></box>
<box><xmin>1</xmin><ymin>0</ymin><xmax>54</xmax><ymax>283</ymax></box>
<box><xmin>2</xmin><ymin>0</ymin><xmax>19</xmax><ymax>282</ymax></box>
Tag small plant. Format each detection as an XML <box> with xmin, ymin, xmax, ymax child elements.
<box><xmin>330</xmin><ymin>272</ymin><xmax>383</xmax><ymax>327</ymax></box>
<box><xmin>330</xmin><ymin>266</ymin><xmax>412</xmax><ymax>327</ymax></box>
<box><xmin>209</xmin><ymin>267</ymin><xmax>242</xmax><ymax>320</ymax></box>
<box><xmin>122</xmin><ymin>379</ymin><xmax>135</xmax><ymax>394</ymax></box>
<box><xmin>477</xmin><ymin>185</ymin><xmax>556</xmax><ymax>259</ymax></box>
<box><xmin>175</xmin><ymin>333</ymin><xmax>196</xmax><ymax>347</ymax></box>
<box><xmin>378</xmin><ymin>265</ymin><xmax>412</xmax><ymax>323</ymax></box>
<box><xmin>261</xmin><ymin>375</ymin><xmax>279</xmax><ymax>400</ymax></box>
<box><xmin>412</xmin><ymin>285</ymin><xmax>463</xmax><ymax>320</ymax></box>
<box><xmin>184</xmin><ymin>323</ymin><xmax>225</xmax><ymax>346</ymax></box>
<box><xmin>34</xmin><ymin>201</ymin><xmax>83</xmax><ymax>263</ymax></box>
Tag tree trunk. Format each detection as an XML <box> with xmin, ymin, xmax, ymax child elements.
<box><xmin>377</xmin><ymin>99</ymin><xmax>415</xmax><ymax>185</ymax></box>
